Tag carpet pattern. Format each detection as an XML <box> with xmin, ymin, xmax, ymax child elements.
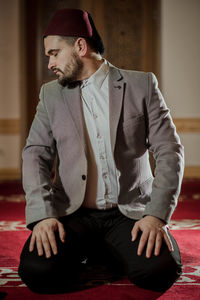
<box><xmin>0</xmin><ymin>180</ymin><xmax>200</xmax><ymax>299</ymax></box>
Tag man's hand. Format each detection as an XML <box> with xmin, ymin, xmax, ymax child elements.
<box><xmin>29</xmin><ymin>218</ymin><xmax>66</xmax><ymax>258</ymax></box>
<box><xmin>131</xmin><ymin>215</ymin><xmax>174</xmax><ymax>258</ymax></box>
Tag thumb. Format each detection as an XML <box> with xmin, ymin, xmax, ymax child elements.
<box><xmin>58</xmin><ymin>222</ymin><xmax>66</xmax><ymax>243</ymax></box>
<box><xmin>131</xmin><ymin>222</ymin><xmax>140</xmax><ymax>242</ymax></box>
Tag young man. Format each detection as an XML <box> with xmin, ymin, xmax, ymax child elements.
<box><xmin>18</xmin><ymin>8</ymin><xmax>184</xmax><ymax>294</ymax></box>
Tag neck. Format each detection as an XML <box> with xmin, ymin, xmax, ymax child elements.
<box><xmin>78</xmin><ymin>53</ymin><xmax>104</xmax><ymax>81</ymax></box>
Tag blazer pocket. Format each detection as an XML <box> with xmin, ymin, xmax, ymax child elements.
<box><xmin>117</xmin><ymin>114</ymin><xmax>147</xmax><ymax>157</ymax></box>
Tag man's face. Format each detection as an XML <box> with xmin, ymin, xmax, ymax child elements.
<box><xmin>44</xmin><ymin>36</ymin><xmax>83</xmax><ymax>87</ymax></box>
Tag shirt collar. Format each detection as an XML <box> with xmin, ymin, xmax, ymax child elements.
<box><xmin>81</xmin><ymin>59</ymin><xmax>109</xmax><ymax>89</ymax></box>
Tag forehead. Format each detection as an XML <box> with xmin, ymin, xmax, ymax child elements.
<box><xmin>44</xmin><ymin>36</ymin><xmax>70</xmax><ymax>55</ymax></box>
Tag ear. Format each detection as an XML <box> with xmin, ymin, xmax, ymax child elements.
<box><xmin>75</xmin><ymin>38</ymin><xmax>88</xmax><ymax>57</ymax></box>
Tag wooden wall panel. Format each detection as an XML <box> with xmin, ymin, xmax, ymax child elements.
<box><xmin>0</xmin><ymin>168</ymin><xmax>21</xmax><ymax>181</ymax></box>
<box><xmin>184</xmin><ymin>167</ymin><xmax>200</xmax><ymax>179</ymax></box>
<box><xmin>104</xmin><ymin>0</ymin><xmax>143</xmax><ymax>70</ymax></box>
<box><xmin>0</xmin><ymin>120</ymin><xmax>20</xmax><ymax>134</ymax></box>
<box><xmin>173</xmin><ymin>118</ymin><xmax>200</xmax><ymax>133</ymax></box>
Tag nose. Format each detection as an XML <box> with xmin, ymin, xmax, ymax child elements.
<box><xmin>48</xmin><ymin>56</ymin><xmax>55</xmax><ymax>70</ymax></box>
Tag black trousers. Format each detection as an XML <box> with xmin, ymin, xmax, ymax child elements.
<box><xmin>18</xmin><ymin>207</ymin><xmax>182</xmax><ymax>294</ymax></box>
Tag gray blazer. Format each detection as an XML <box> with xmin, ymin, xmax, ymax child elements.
<box><xmin>22</xmin><ymin>64</ymin><xmax>184</xmax><ymax>228</ymax></box>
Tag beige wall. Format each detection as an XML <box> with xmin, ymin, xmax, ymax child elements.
<box><xmin>161</xmin><ymin>0</ymin><xmax>200</xmax><ymax>176</ymax></box>
<box><xmin>0</xmin><ymin>0</ymin><xmax>22</xmax><ymax>180</ymax></box>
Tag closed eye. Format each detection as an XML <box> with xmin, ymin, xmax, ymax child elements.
<box><xmin>46</xmin><ymin>49</ymin><xmax>59</xmax><ymax>57</ymax></box>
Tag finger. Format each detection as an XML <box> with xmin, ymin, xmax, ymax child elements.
<box><xmin>58</xmin><ymin>222</ymin><xmax>66</xmax><ymax>243</ymax></box>
<box><xmin>131</xmin><ymin>222</ymin><xmax>140</xmax><ymax>242</ymax></box>
<box><xmin>137</xmin><ymin>231</ymin><xmax>149</xmax><ymax>256</ymax></box>
<box><xmin>154</xmin><ymin>230</ymin><xmax>163</xmax><ymax>256</ymax></box>
<box><xmin>146</xmin><ymin>231</ymin><xmax>156</xmax><ymax>258</ymax></box>
<box><xmin>162</xmin><ymin>227</ymin><xmax>174</xmax><ymax>252</ymax></box>
<box><xmin>47</xmin><ymin>231</ymin><xmax>58</xmax><ymax>256</ymax></box>
<box><xmin>29</xmin><ymin>234</ymin><xmax>36</xmax><ymax>252</ymax></box>
<box><xmin>41</xmin><ymin>232</ymin><xmax>52</xmax><ymax>258</ymax></box>
<box><xmin>36</xmin><ymin>235</ymin><xmax>44</xmax><ymax>256</ymax></box>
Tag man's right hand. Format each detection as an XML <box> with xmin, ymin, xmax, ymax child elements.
<box><xmin>29</xmin><ymin>218</ymin><xmax>66</xmax><ymax>258</ymax></box>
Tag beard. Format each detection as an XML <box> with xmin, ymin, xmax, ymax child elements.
<box><xmin>54</xmin><ymin>52</ymin><xmax>83</xmax><ymax>88</ymax></box>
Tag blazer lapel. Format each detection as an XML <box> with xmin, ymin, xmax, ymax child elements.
<box><xmin>109</xmin><ymin>66</ymin><xmax>125</xmax><ymax>152</ymax></box>
<box><xmin>61</xmin><ymin>85</ymin><xmax>87</xmax><ymax>154</ymax></box>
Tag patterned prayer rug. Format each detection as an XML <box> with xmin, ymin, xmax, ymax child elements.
<box><xmin>0</xmin><ymin>180</ymin><xmax>200</xmax><ymax>300</ymax></box>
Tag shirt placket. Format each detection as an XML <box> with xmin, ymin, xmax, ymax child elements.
<box><xmin>91</xmin><ymin>94</ymin><xmax>112</xmax><ymax>208</ymax></box>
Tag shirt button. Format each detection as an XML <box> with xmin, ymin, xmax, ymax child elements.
<box><xmin>82</xmin><ymin>175</ymin><xmax>87</xmax><ymax>180</ymax></box>
<box><xmin>100</xmin><ymin>155</ymin><xmax>104</xmax><ymax>159</ymax></box>
<box><xmin>97</xmin><ymin>133</ymin><xmax>102</xmax><ymax>139</ymax></box>
<box><xmin>103</xmin><ymin>173</ymin><xmax>108</xmax><ymax>179</ymax></box>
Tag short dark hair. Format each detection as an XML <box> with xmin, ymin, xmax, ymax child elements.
<box><xmin>87</xmin><ymin>12</ymin><xmax>104</xmax><ymax>55</ymax></box>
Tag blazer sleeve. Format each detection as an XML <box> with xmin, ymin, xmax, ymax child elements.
<box><xmin>22</xmin><ymin>84</ymin><xmax>57</xmax><ymax>228</ymax></box>
<box><xmin>143</xmin><ymin>73</ymin><xmax>184</xmax><ymax>223</ymax></box>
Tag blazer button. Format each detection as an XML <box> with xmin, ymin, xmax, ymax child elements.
<box><xmin>82</xmin><ymin>175</ymin><xmax>86</xmax><ymax>180</ymax></box>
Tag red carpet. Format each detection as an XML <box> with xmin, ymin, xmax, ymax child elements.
<box><xmin>0</xmin><ymin>180</ymin><xmax>200</xmax><ymax>299</ymax></box>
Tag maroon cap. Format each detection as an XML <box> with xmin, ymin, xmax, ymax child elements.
<box><xmin>43</xmin><ymin>9</ymin><xmax>93</xmax><ymax>38</ymax></box>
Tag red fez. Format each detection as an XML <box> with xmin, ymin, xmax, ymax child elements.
<box><xmin>43</xmin><ymin>8</ymin><xmax>105</xmax><ymax>54</ymax></box>
<box><xmin>44</xmin><ymin>9</ymin><xmax>93</xmax><ymax>38</ymax></box>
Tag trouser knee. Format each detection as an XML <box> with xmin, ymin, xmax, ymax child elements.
<box><xmin>128</xmin><ymin>257</ymin><xmax>182</xmax><ymax>292</ymax></box>
<box><xmin>18</xmin><ymin>258</ymin><xmax>79</xmax><ymax>294</ymax></box>
<box><xmin>18</xmin><ymin>258</ymin><xmax>56</xmax><ymax>293</ymax></box>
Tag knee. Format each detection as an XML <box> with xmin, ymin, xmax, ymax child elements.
<box><xmin>18</xmin><ymin>255</ymin><xmax>55</xmax><ymax>293</ymax></box>
<box><xmin>128</xmin><ymin>256</ymin><xmax>182</xmax><ymax>292</ymax></box>
<box><xmin>18</xmin><ymin>251</ymin><xmax>80</xmax><ymax>294</ymax></box>
<box><xmin>18</xmin><ymin>234</ymin><xmax>69</xmax><ymax>293</ymax></box>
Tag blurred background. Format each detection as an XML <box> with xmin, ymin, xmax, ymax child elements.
<box><xmin>0</xmin><ymin>0</ymin><xmax>199</xmax><ymax>181</ymax></box>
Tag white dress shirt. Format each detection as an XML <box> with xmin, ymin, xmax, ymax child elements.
<box><xmin>81</xmin><ymin>60</ymin><xmax>119</xmax><ymax>209</ymax></box>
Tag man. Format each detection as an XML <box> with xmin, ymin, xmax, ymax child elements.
<box><xmin>18</xmin><ymin>8</ymin><xmax>184</xmax><ymax>294</ymax></box>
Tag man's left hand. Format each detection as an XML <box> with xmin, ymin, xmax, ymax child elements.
<box><xmin>131</xmin><ymin>215</ymin><xmax>174</xmax><ymax>258</ymax></box>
